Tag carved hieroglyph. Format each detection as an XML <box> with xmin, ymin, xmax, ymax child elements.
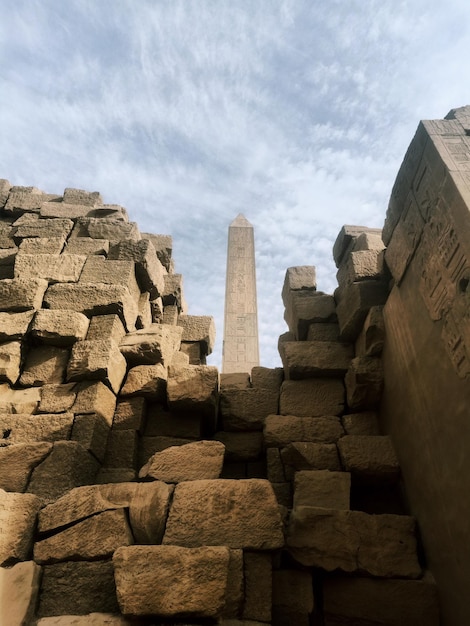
<box><xmin>222</xmin><ymin>214</ymin><xmax>260</xmax><ymax>373</ymax></box>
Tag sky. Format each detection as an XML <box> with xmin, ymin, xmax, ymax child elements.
<box><xmin>1</xmin><ymin>0</ymin><xmax>470</xmax><ymax>369</ymax></box>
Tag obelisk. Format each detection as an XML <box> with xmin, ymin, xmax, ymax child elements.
<box><xmin>222</xmin><ymin>214</ymin><xmax>260</xmax><ymax>373</ymax></box>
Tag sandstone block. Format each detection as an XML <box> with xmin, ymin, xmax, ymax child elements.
<box><xmin>0</xmin><ymin>413</ymin><xmax>73</xmax><ymax>446</ymax></box>
<box><xmin>139</xmin><ymin>440</ymin><xmax>225</xmax><ymax>482</ymax></box>
<box><xmin>0</xmin><ymin>442</ymin><xmax>53</xmax><ymax>492</ymax></box>
<box><xmin>179</xmin><ymin>340</ymin><xmax>204</xmax><ymax>364</ymax></box>
<box><xmin>270</xmin><ymin>482</ymin><xmax>293</xmax><ymax>508</ymax></box>
<box><xmin>323</xmin><ymin>576</ymin><xmax>439</xmax><ymax>626</ymax></box>
<box><xmin>251</xmin><ymin>365</ymin><xmax>284</xmax><ymax>390</ymax></box>
<box><xmin>14</xmin><ymin>218</ymin><xmax>74</xmax><ymax>241</ymax></box>
<box><xmin>307</xmin><ymin>322</ymin><xmax>341</xmax><ymax>341</ymax></box>
<box><xmin>162</xmin><ymin>273</ymin><xmax>184</xmax><ymax>308</ymax></box>
<box><xmin>163</xmin><ymin>479</ymin><xmax>284</xmax><ymax>549</ymax></box>
<box><xmin>79</xmin><ymin>256</ymin><xmax>141</xmax><ymax>302</ymax></box>
<box><xmin>113</xmin><ymin>544</ymin><xmax>230</xmax><ymax>617</ymax></box>
<box><xmin>177</xmin><ymin>314</ymin><xmax>216</xmax><ymax>355</ymax></box>
<box><xmin>71</xmin><ymin>217</ymin><xmax>140</xmax><ymax>242</ymax></box>
<box><xmin>4</xmin><ymin>190</ymin><xmax>59</xmax><ymax>215</ymax></box>
<box><xmin>0</xmin><ymin>561</ymin><xmax>41</xmax><ymax>626</ymax></box>
<box><xmin>120</xmin><ymin>364</ymin><xmax>167</xmax><ymax>400</ymax></box>
<box><xmin>19</xmin><ymin>345</ymin><xmax>69</xmax><ymax>386</ymax></box>
<box><xmin>136</xmin><ymin>291</ymin><xmax>152</xmax><ymax>329</ymax></box>
<box><xmin>281</xmin><ymin>441</ymin><xmax>341</xmax><ymax>474</ymax></box>
<box><xmin>336</xmin><ymin>249</ymin><xmax>385</xmax><ymax>286</ymax></box>
<box><xmin>333</xmin><ymin>225</ymin><xmax>383</xmax><ymax>268</ymax></box>
<box><xmin>44</xmin><ymin>283</ymin><xmax>138</xmax><ymax>332</ymax></box>
<box><xmin>34</xmin><ymin>508</ymin><xmax>133</xmax><ymax>564</ymax></box>
<box><xmin>167</xmin><ymin>365</ymin><xmax>218</xmax><ymax>421</ymax></box>
<box><xmin>67</xmin><ymin>339</ymin><xmax>127</xmax><ymax>394</ymax></box>
<box><xmin>341</xmin><ymin>411</ymin><xmax>380</xmax><ymax>435</ymax></box>
<box><xmin>142</xmin><ymin>232</ymin><xmax>172</xmax><ymax>271</ymax></box>
<box><xmin>14</xmin><ymin>253</ymin><xmax>86</xmax><ymax>283</ymax></box>
<box><xmin>62</xmin><ymin>187</ymin><xmax>102</xmax><ymax>206</ymax></box>
<box><xmin>18</xmin><ymin>237</ymin><xmax>66</xmax><ymax>254</ymax></box>
<box><xmin>86</xmin><ymin>314</ymin><xmax>126</xmax><ymax>343</ymax></box>
<box><xmin>108</xmin><ymin>238</ymin><xmax>165</xmax><ymax>299</ymax></box>
<box><xmin>150</xmin><ymin>296</ymin><xmax>165</xmax><ymax>322</ymax></box>
<box><xmin>354</xmin><ymin>305</ymin><xmax>385</xmax><ymax>357</ymax></box>
<box><xmin>0</xmin><ymin>178</ymin><xmax>10</xmax><ymax>206</ymax></box>
<box><xmin>0</xmin><ymin>384</ymin><xmax>40</xmax><ymax>413</ymax></box>
<box><xmin>37</xmin><ymin>560</ymin><xmax>119</xmax><ymax>617</ymax></box>
<box><xmin>145</xmin><ymin>402</ymin><xmax>201</xmax><ymax>439</ymax></box>
<box><xmin>103</xmin><ymin>430</ymin><xmax>138</xmax><ymax>470</ymax></box>
<box><xmin>0</xmin><ymin>490</ymin><xmax>41</xmax><ymax>565</ymax></box>
<box><xmin>266</xmin><ymin>447</ymin><xmax>286</xmax><ymax>482</ymax></box>
<box><xmin>345</xmin><ymin>356</ymin><xmax>384</xmax><ymax>410</ymax></box>
<box><xmin>220</xmin><ymin>387</ymin><xmax>279</xmax><ymax>431</ymax></box>
<box><xmin>0</xmin><ymin>311</ymin><xmax>34</xmax><ymax>340</ymax></box>
<box><xmin>39</xmin><ymin>201</ymin><xmax>101</xmax><ymax>219</ymax></box>
<box><xmin>119</xmin><ymin>323</ymin><xmax>182</xmax><ymax>366</ymax></box>
<box><xmin>72</xmin><ymin>380</ymin><xmax>117</xmax><ymax>424</ymax></box>
<box><xmin>336</xmin><ymin>280</ymin><xmax>389</xmax><ymax>341</ymax></box>
<box><xmin>0</xmin><ymin>340</ymin><xmax>22</xmax><ymax>384</ymax></box>
<box><xmin>113</xmin><ymin>397</ymin><xmax>146</xmax><ymax>431</ymax></box>
<box><xmin>264</xmin><ymin>414</ymin><xmax>343</xmax><ymax>447</ymax></box>
<box><xmin>280</xmin><ymin>379</ymin><xmax>344</xmax><ymax>416</ymax></box>
<box><xmin>287</xmin><ymin>507</ymin><xmax>421</xmax><ymax>577</ymax></box>
<box><xmin>71</xmin><ymin>413</ymin><xmax>110</xmax><ymax>461</ymax></box>
<box><xmin>337</xmin><ymin>435</ymin><xmax>400</xmax><ymax>484</ymax></box>
<box><xmin>220</xmin><ymin>372</ymin><xmax>251</xmax><ymax>390</ymax></box>
<box><xmin>224</xmin><ymin>549</ymin><xmax>244</xmax><ymax>619</ymax></box>
<box><xmin>272</xmin><ymin>569</ymin><xmax>314</xmax><ymax>626</ymax></box>
<box><xmin>284</xmin><ymin>291</ymin><xmax>337</xmax><ymax>340</ymax></box>
<box><xmin>0</xmin><ymin>247</ymin><xmax>17</xmax><ymax>267</ymax></box>
<box><xmin>282</xmin><ymin>266</ymin><xmax>317</xmax><ymax>307</ymax></box>
<box><xmin>213</xmin><ymin>431</ymin><xmax>263</xmax><ymax>462</ymax></box>
<box><xmin>95</xmin><ymin>469</ymin><xmax>137</xmax><ymax>484</ymax></box>
<box><xmin>138</xmin><ymin>436</ymin><xmax>193</xmax><ymax>467</ymax></box>
<box><xmin>293</xmin><ymin>470</ymin><xmax>351</xmax><ymax>510</ymax></box>
<box><xmin>64</xmin><ymin>236</ymin><xmax>109</xmax><ymax>256</ymax></box>
<box><xmin>0</xmin><ymin>278</ymin><xmax>48</xmax><ymax>312</ymax></box>
<box><xmin>31</xmin><ymin>309</ymin><xmax>89</xmax><ymax>345</ymax></box>
<box><xmin>280</xmin><ymin>340</ymin><xmax>353</xmax><ymax>379</ymax></box>
<box><xmin>36</xmin><ymin>615</ymin><xmax>132</xmax><ymax>625</ymax></box>
<box><xmin>243</xmin><ymin>552</ymin><xmax>272</xmax><ymax>622</ymax></box>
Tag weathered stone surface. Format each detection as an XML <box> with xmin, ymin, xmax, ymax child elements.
<box><xmin>18</xmin><ymin>237</ymin><xmax>66</xmax><ymax>254</ymax></box>
<box><xmin>355</xmin><ymin>305</ymin><xmax>385</xmax><ymax>357</ymax></box>
<box><xmin>64</xmin><ymin>236</ymin><xmax>110</xmax><ymax>256</ymax></box>
<box><xmin>266</xmin><ymin>447</ymin><xmax>286</xmax><ymax>482</ymax></box>
<box><xmin>167</xmin><ymin>365</ymin><xmax>218</xmax><ymax>420</ymax></box>
<box><xmin>281</xmin><ymin>442</ymin><xmax>341</xmax><ymax>474</ymax></box>
<box><xmin>31</xmin><ymin>309</ymin><xmax>89</xmax><ymax>345</ymax></box>
<box><xmin>345</xmin><ymin>356</ymin><xmax>384</xmax><ymax>410</ymax></box>
<box><xmin>139</xmin><ymin>436</ymin><xmax>193</xmax><ymax>467</ymax></box>
<box><xmin>0</xmin><ymin>561</ymin><xmax>41</xmax><ymax>626</ymax></box>
<box><xmin>71</xmin><ymin>413</ymin><xmax>110</xmax><ymax>461</ymax></box>
<box><xmin>113</xmin><ymin>397</ymin><xmax>146</xmax><ymax>431</ymax></box>
<box><xmin>71</xmin><ymin>217</ymin><xmax>140</xmax><ymax>242</ymax></box>
<box><xmin>19</xmin><ymin>345</ymin><xmax>69</xmax><ymax>386</ymax></box>
<box><xmin>145</xmin><ymin>403</ymin><xmax>201</xmax><ymax>439</ymax></box>
<box><xmin>0</xmin><ymin>490</ymin><xmax>41</xmax><ymax>565</ymax></box>
<box><xmin>220</xmin><ymin>388</ymin><xmax>279</xmax><ymax>431</ymax></box>
<box><xmin>306</xmin><ymin>322</ymin><xmax>341</xmax><ymax>341</ymax></box>
<box><xmin>213</xmin><ymin>431</ymin><xmax>263</xmax><ymax>462</ymax></box>
<box><xmin>0</xmin><ymin>340</ymin><xmax>22</xmax><ymax>384</ymax></box>
<box><xmin>108</xmin><ymin>239</ymin><xmax>165</xmax><ymax>299</ymax></box>
<box><xmin>280</xmin><ymin>379</ymin><xmax>344</xmax><ymax>416</ymax></box>
<box><xmin>103</xmin><ymin>430</ymin><xmax>138</xmax><ymax>470</ymax></box>
<box><xmin>142</xmin><ymin>232</ymin><xmax>172</xmax><ymax>271</ymax></box>
<box><xmin>79</xmin><ymin>256</ymin><xmax>140</xmax><ymax>302</ymax></box>
<box><xmin>178</xmin><ymin>340</ymin><xmax>204</xmax><ymax>364</ymax></box>
<box><xmin>63</xmin><ymin>187</ymin><xmax>102</xmax><ymax>206</ymax></box>
<box><xmin>34</xmin><ymin>509</ymin><xmax>133</xmax><ymax>564</ymax></box>
<box><xmin>341</xmin><ymin>411</ymin><xmax>380</xmax><ymax>435</ymax></box>
<box><xmin>287</xmin><ymin>507</ymin><xmax>421</xmax><ymax>577</ymax></box>
<box><xmin>67</xmin><ymin>339</ymin><xmax>127</xmax><ymax>394</ymax></box>
<box><xmin>223</xmin><ymin>549</ymin><xmax>244</xmax><ymax>619</ymax></box>
<box><xmin>337</xmin><ymin>435</ymin><xmax>400</xmax><ymax>484</ymax></box>
<box><xmin>86</xmin><ymin>314</ymin><xmax>126</xmax><ymax>343</ymax></box>
<box><xmin>136</xmin><ymin>291</ymin><xmax>151</xmax><ymax>329</ymax></box>
<box><xmin>163</xmin><ymin>479</ymin><xmax>284</xmax><ymax>549</ymax></box>
<box><xmin>0</xmin><ymin>311</ymin><xmax>34</xmax><ymax>341</ymax></box>
<box><xmin>0</xmin><ymin>247</ymin><xmax>17</xmax><ymax>267</ymax></box>
<box><xmin>72</xmin><ymin>381</ymin><xmax>117</xmax><ymax>424</ymax></box>
<box><xmin>242</xmin><ymin>552</ymin><xmax>272</xmax><ymax>623</ymax></box>
<box><xmin>264</xmin><ymin>415</ymin><xmax>343</xmax><ymax>447</ymax></box>
<box><xmin>4</xmin><ymin>190</ymin><xmax>59</xmax><ymax>215</ymax></box>
<box><xmin>293</xmin><ymin>470</ymin><xmax>351</xmax><ymax>510</ymax></box>
<box><xmin>14</xmin><ymin>253</ymin><xmax>86</xmax><ymax>283</ymax></box>
<box><xmin>38</xmin><ymin>560</ymin><xmax>119</xmax><ymax>617</ymax></box>
<box><xmin>44</xmin><ymin>283</ymin><xmax>138</xmax><ymax>332</ymax></box>
<box><xmin>0</xmin><ymin>413</ymin><xmax>73</xmax><ymax>446</ymax></box>
<box><xmin>162</xmin><ymin>273</ymin><xmax>184</xmax><ymax>308</ymax></box>
<box><xmin>36</xmin><ymin>614</ymin><xmax>134</xmax><ymax>625</ymax></box>
<box><xmin>119</xmin><ymin>324</ymin><xmax>182</xmax><ymax>366</ymax></box>
<box><xmin>333</xmin><ymin>225</ymin><xmax>383</xmax><ymax>268</ymax></box>
<box><xmin>95</xmin><ymin>469</ymin><xmax>137</xmax><ymax>484</ymax></box>
<box><xmin>120</xmin><ymin>364</ymin><xmax>167</xmax><ymax>399</ymax></box>
<box><xmin>27</xmin><ymin>441</ymin><xmax>100</xmax><ymax>504</ymax></box>
<box><xmin>323</xmin><ymin>576</ymin><xmax>440</xmax><ymax>626</ymax></box>
<box><xmin>113</xmin><ymin>545</ymin><xmax>230</xmax><ymax>617</ymax></box>
<box><xmin>0</xmin><ymin>278</ymin><xmax>48</xmax><ymax>312</ymax></box>
<box><xmin>336</xmin><ymin>249</ymin><xmax>385</xmax><ymax>286</ymax></box>
<box><xmin>0</xmin><ymin>442</ymin><xmax>53</xmax><ymax>492</ymax></box>
<box><xmin>284</xmin><ymin>291</ymin><xmax>337</xmax><ymax>340</ymax></box>
<box><xmin>14</xmin><ymin>218</ymin><xmax>74</xmax><ymax>240</ymax></box>
<box><xmin>336</xmin><ymin>280</ymin><xmax>389</xmax><ymax>341</ymax></box>
<box><xmin>251</xmin><ymin>366</ymin><xmax>284</xmax><ymax>390</ymax></box>
<box><xmin>272</xmin><ymin>569</ymin><xmax>314</xmax><ymax>626</ymax></box>
<box><xmin>178</xmin><ymin>314</ymin><xmax>216</xmax><ymax>355</ymax></box>
<box><xmin>139</xmin><ymin>440</ymin><xmax>225</xmax><ymax>482</ymax></box>
<box><xmin>282</xmin><ymin>266</ymin><xmax>317</xmax><ymax>307</ymax></box>
<box><xmin>220</xmin><ymin>372</ymin><xmax>251</xmax><ymax>390</ymax></box>
<box><xmin>280</xmin><ymin>341</ymin><xmax>353</xmax><ymax>379</ymax></box>
<box><xmin>0</xmin><ymin>384</ymin><xmax>41</xmax><ymax>413</ymax></box>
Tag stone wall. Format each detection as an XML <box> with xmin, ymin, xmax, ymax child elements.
<box><xmin>3</xmin><ymin>103</ymin><xmax>467</xmax><ymax>626</ymax></box>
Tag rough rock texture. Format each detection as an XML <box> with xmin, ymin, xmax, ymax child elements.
<box><xmin>0</xmin><ymin>442</ymin><xmax>53</xmax><ymax>492</ymax></box>
<box><xmin>0</xmin><ymin>561</ymin><xmax>41</xmax><ymax>626</ymax></box>
<box><xmin>280</xmin><ymin>379</ymin><xmax>345</xmax><ymax>416</ymax></box>
<box><xmin>0</xmin><ymin>490</ymin><xmax>41</xmax><ymax>565</ymax></box>
<box><xmin>119</xmin><ymin>324</ymin><xmax>182</xmax><ymax>366</ymax></box>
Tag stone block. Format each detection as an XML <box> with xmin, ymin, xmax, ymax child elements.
<box><xmin>0</xmin><ymin>561</ymin><xmax>41</xmax><ymax>626</ymax></box>
<box><xmin>95</xmin><ymin>469</ymin><xmax>137</xmax><ymax>484</ymax></box>
<box><xmin>336</xmin><ymin>280</ymin><xmax>389</xmax><ymax>341</ymax></box>
<box><xmin>264</xmin><ymin>414</ymin><xmax>343</xmax><ymax>447</ymax></box>
<box><xmin>138</xmin><ymin>436</ymin><xmax>193</xmax><ymax>467</ymax></box>
<box><xmin>384</xmin><ymin>202</ymin><xmax>425</xmax><ymax>284</ymax></box>
<box><xmin>34</xmin><ymin>509</ymin><xmax>133</xmax><ymax>564</ymax></box>
<box><xmin>223</xmin><ymin>549</ymin><xmax>244</xmax><ymax>619</ymax></box>
<box><xmin>150</xmin><ymin>297</ymin><xmax>165</xmax><ymax>323</ymax></box>
<box><xmin>72</xmin><ymin>381</ymin><xmax>117</xmax><ymax>425</ymax></box>
<box><xmin>120</xmin><ymin>364</ymin><xmax>167</xmax><ymax>400</ymax></box>
<box><xmin>354</xmin><ymin>305</ymin><xmax>385</xmax><ymax>356</ymax></box>
<box><xmin>67</xmin><ymin>339</ymin><xmax>127</xmax><ymax>394</ymax></box>
<box><xmin>178</xmin><ymin>314</ymin><xmax>216</xmax><ymax>355</ymax></box>
<box><xmin>220</xmin><ymin>387</ymin><xmax>279</xmax><ymax>431</ymax></box>
<box><xmin>287</xmin><ymin>507</ymin><xmax>421</xmax><ymax>577</ymax></box>
<box><xmin>345</xmin><ymin>356</ymin><xmax>384</xmax><ymax>410</ymax></box>
<box><xmin>336</xmin><ymin>249</ymin><xmax>385</xmax><ymax>286</ymax></box>
<box><xmin>119</xmin><ymin>323</ymin><xmax>182</xmax><ymax>366</ymax></box>
<box><xmin>139</xmin><ymin>440</ymin><xmax>225</xmax><ymax>482</ymax></box>
<box><xmin>70</xmin><ymin>217</ymin><xmax>140</xmax><ymax>242</ymax></box>
<box><xmin>266</xmin><ymin>447</ymin><xmax>286</xmax><ymax>482</ymax></box>
<box><xmin>285</xmin><ymin>291</ymin><xmax>337</xmax><ymax>340</ymax></box>
<box><xmin>282</xmin><ymin>265</ymin><xmax>317</xmax><ymax>307</ymax></box>
<box><xmin>44</xmin><ymin>283</ymin><xmax>138</xmax><ymax>332</ymax></box>
<box><xmin>14</xmin><ymin>218</ymin><xmax>74</xmax><ymax>241</ymax></box>
<box><xmin>136</xmin><ymin>291</ymin><xmax>152</xmax><ymax>329</ymax></box>
<box><xmin>113</xmin><ymin>397</ymin><xmax>146</xmax><ymax>431</ymax></box>
<box><xmin>243</xmin><ymin>552</ymin><xmax>272</xmax><ymax>622</ymax></box>
<box><xmin>280</xmin><ymin>379</ymin><xmax>344</xmax><ymax>416</ymax></box>
<box><xmin>0</xmin><ymin>179</ymin><xmax>10</xmax><ymax>207</ymax></box>
<box><xmin>307</xmin><ymin>322</ymin><xmax>342</xmax><ymax>341</ymax></box>
<box><xmin>4</xmin><ymin>190</ymin><xmax>59</xmax><ymax>215</ymax></box>
<box><xmin>337</xmin><ymin>435</ymin><xmax>400</xmax><ymax>484</ymax></box>
<box><xmin>0</xmin><ymin>340</ymin><xmax>22</xmax><ymax>384</ymax></box>
<box><xmin>0</xmin><ymin>384</ymin><xmax>41</xmax><ymax>413</ymax></box>
<box><xmin>333</xmin><ymin>225</ymin><xmax>382</xmax><ymax>268</ymax></box>
<box><xmin>353</xmin><ymin>230</ymin><xmax>386</xmax><ymax>253</ymax></box>
<box><xmin>341</xmin><ymin>411</ymin><xmax>380</xmax><ymax>435</ymax></box>
<box><xmin>86</xmin><ymin>314</ymin><xmax>126</xmax><ymax>343</ymax></box>
<box><xmin>145</xmin><ymin>402</ymin><xmax>201</xmax><ymax>438</ymax></box>
<box><xmin>26</xmin><ymin>441</ymin><xmax>100</xmax><ymax>504</ymax></box>
<box><xmin>63</xmin><ymin>187</ymin><xmax>103</xmax><ymax>206</ymax></box>
<box><xmin>142</xmin><ymin>232</ymin><xmax>173</xmax><ymax>271</ymax></box>
<box><xmin>213</xmin><ymin>431</ymin><xmax>263</xmax><ymax>462</ymax></box>
<box><xmin>79</xmin><ymin>255</ymin><xmax>140</xmax><ymax>302</ymax></box>
<box><xmin>31</xmin><ymin>309</ymin><xmax>89</xmax><ymax>345</ymax></box>
<box><xmin>167</xmin><ymin>365</ymin><xmax>218</xmax><ymax>422</ymax></box>
<box><xmin>37</xmin><ymin>560</ymin><xmax>119</xmax><ymax>617</ymax></box>
<box><xmin>18</xmin><ymin>237</ymin><xmax>66</xmax><ymax>254</ymax></box>
<box><xmin>323</xmin><ymin>576</ymin><xmax>439</xmax><ymax>626</ymax></box>
<box><xmin>108</xmin><ymin>238</ymin><xmax>165</xmax><ymax>299</ymax></box>
<box><xmin>0</xmin><ymin>311</ymin><xmax>34</xmax><ymax>340</ymax></box>
<box><xmin>220</xmin><ymin>372</ymin><xmax>251</xmax><ymax>390</ymax></box>
<box><xmin>272</xmin><ymin>570</ymin><xmax>314</xmax><ymax>626</ymax></box>
<box><xmin>103</xmin><ymin>430</ymin><xmax>138</xmax><ymax>470</ymax></box>
<box><xmin>271</xmin><ymin>482</ymin><xmax>292</xmax><ymax>507</ymax></box>
<box><xmin>0</xmin><ymin>442</ymin><xmax>52</xmax><ymax>492</ymax></box>
<box><xmin>0</xmin><ymin>278</ymin><xmax>48</xmax><ymax>312</ymax></box>
<box><xmin>163</xmin><ymin>479</ymin><xmax>284</xmax><ymax>549</ymax></box>
<box><xmin>0</xmin><ymin>413</ymin><xmax>74</xmax><ymax>446</ymax></box>
<box><xmin>280</xmin><ymin>340</ymin><xmax>353</xmax><ymax>379</ymax></box>
<box><xmin>0</xmin><ymin>490</ymin><xmax>41</xmax><ymax>565</ymax></box>
<box><xmin>71</xmin><ymin>413</ymin><xmax>110</xmax><ymax>461</ymax></box>
<box><xmin>251</xmin><ymin>365</ymin><xmax>284</xmax><ymax>390</ymax></box>
<box><xmin>281</xmin><ymin>441</ymin><xmax>341</xmax><ymax>474</ymax></box>
<box><xmin>179</xmin><ymin>340</ymin><xmax>204</xmax><ymax>364</ymax></box>
<box><xmin>63</xmin><ymin>236</ymin><xmax>109</xmax><ymax>256</ymax></box>
<box><xmin>19</xmin><ymin>345</ymin><xmax>69</xmax><ymax>386</ymax></box>
<box><xmin>162</xmin><ymin>273</ymin><xmax>184</xmax><ymax>308</ymax></box>
<box><xmin>36</xmin><ymin>614</ymin><xmax>132</xmax><ymax>625</ymax></box>
<box><xmin>293</xmin><ymin>470</ymin><xmax>351</xmax><ymax>509</ymax></box>
<box><xmin>14</xmin><ymin>253</ymin><xmax>86</xmax><ymax>283</ymax></box>
<box><xmin>114</xmin><ymin>545</ymin><xmax>230</xmax><ymax>618</ymax></box>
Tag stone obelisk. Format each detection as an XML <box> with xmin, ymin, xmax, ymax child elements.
<box><xmin>222</xmin><ymin>214</ymin><xmax>260</xmax><ymax>373</ymax></box>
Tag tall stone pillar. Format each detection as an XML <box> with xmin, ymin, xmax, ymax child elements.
<box><xmin>222</xmin><ymin>214</ymin><xmax>260</xmax><ymax>373</ymax></box>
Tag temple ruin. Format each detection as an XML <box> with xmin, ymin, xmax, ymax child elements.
<box><xmin>1</xmin><ymin>106</ymin><xmax>470</xmax><ymax>625</ymax></box>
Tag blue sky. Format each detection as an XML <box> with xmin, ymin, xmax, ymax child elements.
<box><xmin>1</xmin><ymin>0</ymin><xmax>470</xmax><ymax>368</ymax></box>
